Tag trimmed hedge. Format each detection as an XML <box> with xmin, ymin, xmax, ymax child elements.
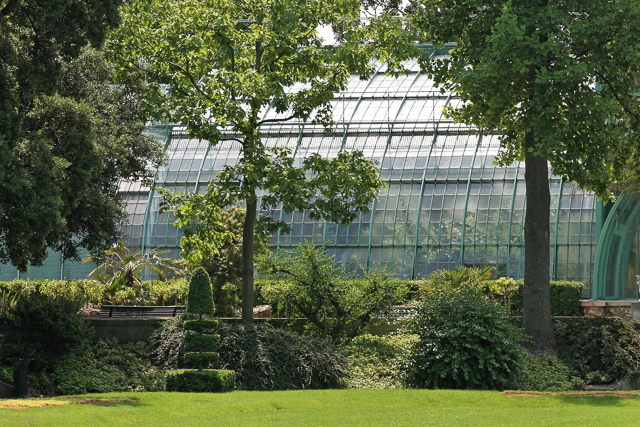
<box><xmin>184</xmin><ymin>334</ymin><xmax>220</xmax><ymax>348</ymax></box>
<box><xmin>165</xmin><ymin>369</ymin><xmax>235</xmax><ymax>392</ymax></box>
<box><xmin>184</xmin><ymin>352</ymin><xmax>220</xmax><ymax>365</ymax></box>
<box><xmin>480</xmin><ymin>279</ymin><xmax>584</xmax><ymax>316</ymax></box>
<box><xmin>184</xmin><ymin>320</ymin><xmax>218</xmax><ymax>332</ymax></box>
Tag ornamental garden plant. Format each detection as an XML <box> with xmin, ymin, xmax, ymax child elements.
<box><xmin>164</xmin><ymin>268</ymin><xmax>235</xmax><ymax>392</ymax></box>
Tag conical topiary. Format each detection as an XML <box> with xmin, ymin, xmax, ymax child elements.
<box><xmin>166</xmin><ymin>267</ymin><xmax>235</xmax><ymax>392</ymax></box>
<box><xmin>186</xmin><ymin>267</ymin><xmax>215</xmax><ymax>319</ymax></box>
<box><xmin>184</xmin><ymin>267</ymin><xmax>219</xmax><ymax>370</ymax></box>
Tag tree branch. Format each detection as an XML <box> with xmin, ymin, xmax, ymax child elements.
<box><xmin>1</xmin><ymin>0</ymin><xmax>19</xmax><ymax>17</ymax></box>
<box><xmin>595</xmin><ymin>69</ymin><xmax>640</xmax><ymax>125</ymax></box>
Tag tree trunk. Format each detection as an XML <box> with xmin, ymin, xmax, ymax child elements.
<box><xmin>242</xmin><ymin>193</ymin><xmax>257</xmax><ymax>324</ymax></box>
<box><xmin>522</xmin><ymin>131</ymin><xmax>556</xmax><ymax>351</ymax></box>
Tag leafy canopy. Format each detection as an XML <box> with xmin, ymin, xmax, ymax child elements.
<box><xmin>0</xmin><ymin>0</ymin><xmax>165</xmax><ymax>270</ymax></box>
<box><xmin>413</xmin><ymin>0</ymin><xmax>640</xmax><ymax>199</ymax></box>
<box><xmin>111</xmin><ymin>0</ymin><xmax>417</xmax><ymax>227</ymax></box>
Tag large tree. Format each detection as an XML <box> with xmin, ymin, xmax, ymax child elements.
<box><xmin>111</xmin><ymin>0</ymin><xmax>417</xmax><ymax>323</ymax></box>
<box><xmin>411</xmin><ymin>0</ymin><xmax>640</xmax><ymax>349</ymax></box>
<box><xmin>0</xmin><ymin>0</ymin><xmax>165</xmax><ymax>270</ymax></box>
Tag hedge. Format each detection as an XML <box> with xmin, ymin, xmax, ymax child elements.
<box><xmin>480</xmin><ymin>279</ymin><xmax>584</xmax><ymax>316</ymax></box>
<box><xmin>165</xmin><ymin>369</ymin><xmax>235</xmax><ymax>392</ymax></box>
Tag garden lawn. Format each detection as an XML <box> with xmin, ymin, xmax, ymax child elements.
<box><xmin>1</xmin><ymin>389</ymin><xmax>638</xmax><ymax>426</ymax></box>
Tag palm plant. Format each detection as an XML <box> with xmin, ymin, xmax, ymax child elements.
<box><xmin>419</xmin><ymin>266</ymin><xmax>493</xmax><ymax>294</ymax></box>
<box><xmin>83</xmin><ymin>243</ymin><xmax>180</xmax><ymax>304</ymax></box>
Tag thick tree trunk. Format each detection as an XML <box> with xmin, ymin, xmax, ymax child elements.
<box><xmin>242</xmin><ymin>193</ymin><xmax>257</xmax><ymax>324</ymax></box>
<box><xmin>523</xmin><ymin>131</ymin><xmax>556</xmax><ymax>351</ymax></box>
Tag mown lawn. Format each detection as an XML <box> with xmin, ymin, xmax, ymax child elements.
<box><xmin>1</xmin><ymin>389</ymin><xmax>638</xmax><ymax>426</ymax></box>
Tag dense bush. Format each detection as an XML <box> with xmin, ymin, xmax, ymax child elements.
<box><xmin>510</xmin><ymin>355</ymin><xmax>584</xmax><ymax>391</ymax></box>
<box><xmin>480</xmin><ymin>279</ymin><xmax>584</xmax><ymax>316</ymax></box>
<box><xmin>217</xmin><ymin>323</ymin><xmax>348</xmax><ymax>390</ymax></box>
<box><xmin>340</xmin><ymin>333</ymin><xmax>417</xmax><ymax>389</ymax></box>
<box><xmin>165</xmin><ymin>369</ymin><xmax>235</xmax><ymax>392</ymax></box>
<box><xmin>147</xmin><ymin>316</ymin><xmax>188</xmax><ymax>370</ymax></box>
<box><xmin>403</xmin><ymin>287</ymin><xmax>526</xmax><ymax>390</ymax></box>
<box><xmin>53</xmin><ymin>340</ymin><xmax>164</xmax><ymax>395</ymax></box>
<box><xmin>148</xmin><ymin>318</ymin><xmax>347</xmax><ymax>390</ymax></box>
<box><xmin>0</xmin><ymin>292</ymin><xmax>93</xmax><ymax>370</ymax></box>
<box><xmin>554</xmin><ymin>318</ymin><xmax>640</xmax><ymax>383</ymax></box>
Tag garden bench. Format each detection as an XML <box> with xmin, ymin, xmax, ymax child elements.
<box><xmin>99</xmin><ymin>305</ymin><xmax>186</xmax><ymax>318</ymax></box>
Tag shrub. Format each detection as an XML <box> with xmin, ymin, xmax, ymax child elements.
<box><xmin>147</xmin><ymin>316</ymin><xmax>187</xmax><ymax>370</ymax></box>
<box><xmin>186</xmin><ymin>268</ymin><xmax>215</xmax><ymax>317</ymax></box>
<box><xmin>510</xmin><ymin>355</ymin><xmax>584</xmax><ymax>391</ymax></box>
<box><xmin>403</xmin><ymin>287</ymin><xmax>526</xmax><ymax>390</ymax></box>
<box><xmin>216</xmin><ymin>322</ymin><xmax>348</xmax><ymax>391</ymax></box>
<box><xmin>53</xmin><ymin>340</ymin><xmax>165</xmax><ymax>395</ymax></box>
<box><xmin>340</xmin><ymin>333</ymin><xmax>417</xmax><ymax>389</ymax></box>
<box><xmin>258</xmin><ymin>242</ymin><xmax>408</xmax><ymax>343</ymax></box>
<box><xmin>0</xmin><ymin>291</ymin><xmax>93</xmax><ymax>370</ymax></box>
<box><xmin>165</xmin><ymin>369</ymin><xmax>235</xmax><ymax>392</ymax></box>
<box><xmin>480</xmin><ymin>279</ymin><xmax>584</xmax><ymax>316</ymax></box>
<box><xmin>554</xmin><ymin>317</ymin><xmax>640</xmax><ymax>383</ymax></box>
<box><xmin>182</xmin><ymin>268</ymin><xmax>220</xmax><ymax>375</ymax></box>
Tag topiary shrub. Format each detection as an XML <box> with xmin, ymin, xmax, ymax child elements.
<box><xmin>165</xmin><ymin>268</ymin><xmax>233</xmax><ymax>392</ymax></box>
<box><xmin>554</xmin><ymin>317</ymin><xmax>640</xmax><ymax>383</ymax></box>
<box><xmin>403</xmin><ymin>287</ymin><xmax>526</xmax><ymax>390</ymax></box>
<box><xmin>165</xmin><ymin>369</ymin><xmax>235</xmax><ymax>392</ymax></box>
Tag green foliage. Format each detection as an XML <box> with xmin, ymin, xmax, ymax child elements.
<box><xmin>184</xmin><ymin>268</ymin><xmax>219</xmax><ymax>368</ymax></box>
<box><xmin>84</xmin><ymin>243</ymin><xmax>179</xmax><ymax>305</ymax></box>
<box><xmin>200</xmin><ymin>208</ymin><xmax>270</xmax><ymax>317</ymax></box>
<box><xmin>404</xmin><ymin>287</ymin><xmax>526</xmax><ymax>390</ymax></box>
<box><xmin>53</xmin><ymin>340</ymin><xmax>165</xmax><ymax>395</ymax></box>
<box><xmin>412</xmin><ymin>0</ymin><xmax>640</xmax><ymax>347</ymax></box>
<box><xmin>184</xmin><ymin>320</ymin><xmax>219</xmax><ymax>332</ymax></box>
<box><xmin>480</xmin><ymin>280</ymin><xmax>584</xmax><ymax>316</ymax></box>
<box><xmin>0</xmin><ymin>292</ymin><xmax>93</xmax><ymax>371</ymax></box>
<box><xmin>148</xmin><ymin>279</ymin><xmax>189</xmax><ymax>306</ymax></box>
<box><xmin>147</xmin><ymin>316</ymin><xmax>187</xmax><ymax>371</ymax></box>
<box><xmin>184</xmin><ymin>335</ymin><xmax>221</xmax><ymax>349</ymax></box>
<box><xmin>554</xmin><ymin>318</ymin><xmax>640</xmax><ymax>383</ymax></box>
<box><xmin>510</xmin><ymin>355</ymin><xmax>584</xmax><ymax>392</ymax></box>
<box><xmin>418</xmin><ymin>266</ymin><xmax>493</xmax><ymax>294</ymax></box>
<box><xmin>216</xmin><ymin>323</ymin><xmax>348</xmax><ymax>391</ymax></box>
<box><xmin>0</xmin><ymin>365</ymin><xmax>12</xmax><ymax>385</ymax></box>
<box><xmin>0</xmin><ymin>20</ymin><xmax>165</xmax><ymax>271</ymax></box>
<box><xmin>258</xmin><ymin>242</ymin><xmax>408</xmax><ymax>343</ymax></box>
<box><xmin>165</xmin><ymin>369</ymin><xmax>235</xmax><ymax>393</ymax></box>
<box><xmin>0</xmin><ymin>278</ymin><xmax>189</xmax><ymax>308</ymax></box>
<box><xmin>186</xmin><ymin>268</ymin><xmax>215</xmax><ymax>317</ymax></box>
<box><xmin>414</xmin><ymin>0</ymin><xmax>640</xmax><ymax>201</ymax></box>
<box><xmin>183</xmin><ymin>352</ymin><xmax>221</xmax><ymax>365</ymax></box>
<box><xmin>111</xmin><ymin>0</ymin><xmax>416</xmax><ymax>321</ymax></box>
<box><xmin>340</xmin><ymin>333</ymin><xmax>417</xmax><ymax>389</ymax></box>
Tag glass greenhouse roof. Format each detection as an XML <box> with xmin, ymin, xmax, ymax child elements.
<box><xmin>0</xmin><ymin>53</ymin><xmax>601</xmax><ymax>298</ymax></box>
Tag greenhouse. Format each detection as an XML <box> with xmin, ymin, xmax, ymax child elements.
<box><xmin>2</xmin><ymin>50</ymin><xmax>634</xmax><ymax>301</ymax></box>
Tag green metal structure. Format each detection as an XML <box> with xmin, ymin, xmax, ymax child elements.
<box><xmin>0</xmin><ymin>52</ymin><xmax>614</xmax><ymax>299</ymax></box>
<box><xmin>593</xmin><ymin>194</ymin><xmax>640</xmax><ymax>300</ymax></box>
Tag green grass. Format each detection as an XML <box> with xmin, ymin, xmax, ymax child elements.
<box><xmin>1</xmin><ymin>389</ymin><xmax>639</xmax><ymax>426</ymax></box>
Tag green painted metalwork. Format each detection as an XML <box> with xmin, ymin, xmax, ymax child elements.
<box><xmin>594</xmin><ymin>194</ymin><xmax>640</xmax><ymax>299</ymax></box>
